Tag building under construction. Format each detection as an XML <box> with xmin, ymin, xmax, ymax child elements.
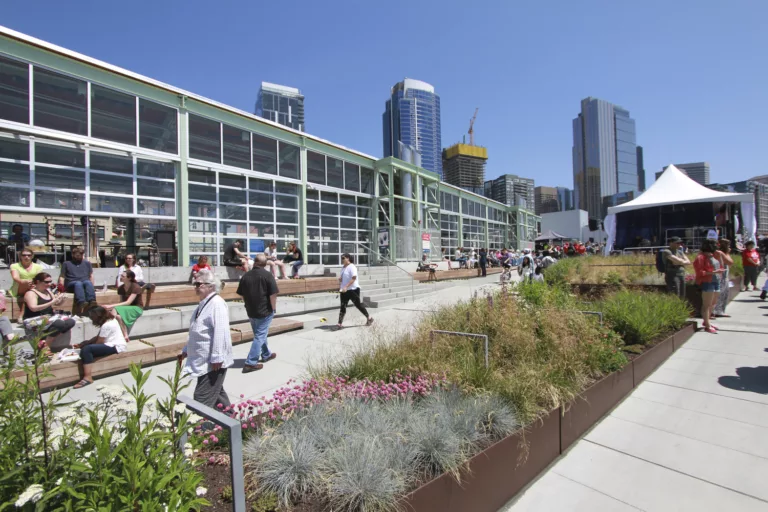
<box><xmin>442</xmin><ymin>143</ymin><xmax>488</xmax><ymax>195</ymax></box>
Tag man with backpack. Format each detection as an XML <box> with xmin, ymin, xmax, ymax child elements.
<box><xmin>658</xmin><ymin>237</ymin><xmax>690</xmax><ymax>299</ymax></box>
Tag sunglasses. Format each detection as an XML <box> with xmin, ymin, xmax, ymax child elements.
<box><xmin>21</xmin><ymin>254</ymin><xmax>32</xmax><ymax>257</ymax></box>
<box><xmin>194</xmin><ymin>282</ymin><xmax>208</xmax><ymax>288</ymax></box>
<box><xmin>43</xmin><ymin>280</ymin><xmax>53</xmax><ymax>284</ymax></box>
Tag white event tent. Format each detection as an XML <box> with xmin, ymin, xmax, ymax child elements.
<box><xmin>604</xmin><ymin>165</ymin><xmax>755</xmax><ymax>254</ymax></box>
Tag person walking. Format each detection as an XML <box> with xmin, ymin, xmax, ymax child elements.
<box><xmin>693</xmin><ymin>239</ymin><xmax>725</xmax><ymax>334</ymax></box>
<box><xmin>178</xmin><ymin>269</ymin><xmax>234</xmax><ymax>410</ymax></box>
<box><xmin>58</xmin><ymin>247</ymin><xmax>96</xmax><ymax>316</ymax></box>
<box><xmin>660</xmin><ymin>237</ymin><xmax>691</xmax><ymax>299</ymax></box>
<box><xmin>742</xmin><ymin>240</ymin><xmax>760</xmax><ymax>291</ymax></box>
<box><xmin>238</xmin><ymin>254</ymin><xmax>279</xmax><ymax>374</ymax></box>
<box><xmin>336</xmin><ymin>253</ymin><xmax>373</xmax><ymax>331</ymax></box>
<box><xmin>713</xmin><ymin>239</ymin><xmax>733</xmax><ymax>318</ymax></box>
<box><xmin>478</xmin><ymin>248</ymin><xmax>488</xmax><ymax>277</ymax></box>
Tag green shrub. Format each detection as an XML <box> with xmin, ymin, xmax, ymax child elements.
<box><xmin>598</xmin><ymin>290</ymin><xmax>691</xmax><ymax>345</ymax></box>
<box><xmin>730</xmin><ymin>256</ymin><xmax>744</xmax><ymax>277</ymax></box>
<box><xmin>0</xmin><ymin>333</ymin><xmax>209</xmax><ymax>511</ymax></box>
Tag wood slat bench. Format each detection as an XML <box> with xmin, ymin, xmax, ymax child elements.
<box><xmin>412</xmin><ymin>267</ymin><xmax>503</xmax><ymax>282</ymax></box>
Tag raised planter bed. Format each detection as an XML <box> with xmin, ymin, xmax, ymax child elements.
<box><xmin>401</xmin><ymin>319</ymin><xmax>701</xmax><ymax>512</ymax></box>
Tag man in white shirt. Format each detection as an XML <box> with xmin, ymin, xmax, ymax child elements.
<box><xmin>336</xmin><ymin>253</ymin><xmax>374</xmax><ymax>331</ymax></box>
<box><xmin>178</xmin><ymin>269</ymin><xmax>234</xmax><ymax>409</ymax></box>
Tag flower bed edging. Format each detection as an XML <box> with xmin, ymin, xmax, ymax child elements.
<box><xmin>560</xmin><ymin>364</ymin><xmax>634</xmax><ymax>452</ymax></box>
<box><xmin>401</xmin><ymin>408</ymin><xmax>561</xmax><ymax>512</ymax></box>
<box><xmin>402</xmin><ymin>322</ymin><xmax>698</xmax><ymax>512</ymax></box>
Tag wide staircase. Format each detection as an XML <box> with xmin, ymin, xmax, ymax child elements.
<box><xmin>358</xmin><ymin>266</ymin><xmax>447</xmax><ymax>308</ymax></box>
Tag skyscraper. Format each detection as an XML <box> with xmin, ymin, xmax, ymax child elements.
<box><xmin>663</xmin><ymin>162</ymin><xmax>710</xmax><ymax>185</ymax></box>
<box><xmin>637</xmin><ymin>146</ymin><xmax>646</xmax><ymax>191</ymax></box>
<box><xmin>442</xmin><ymin>144</ymin><xmax>487</xmax><ymax>195</ymax></box>
<box><xmin>556</xmin><ymin>186</ymin><xmax>574</xmax><ymax>211</ymax></box>
<box><xmin>534</xmin><ymin>186</ymin><xmax>559</xmax><ymax>214</ymax></box>
<box><xmin>255</xmin><ymin>82</ymin><xmax>305</xmax><ymax>132</ymax></box>
<box><xmin>484</xmin><ymin>174</ymin><xmax>535</xmax><ymax>209</ymax></box>
<box><xmin>572</xmin><ymin>97</ymin><xmax>639</xmax><ymax>220</ymax></box>
<box><xmin>383</xmin><ymin>79</ymin><xmax>442</xmax><ymax>177</ymax></box>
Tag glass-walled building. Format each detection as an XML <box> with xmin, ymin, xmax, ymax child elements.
<box><xmin>0</xmin><ymin>28</ymin><xmax>536</xmax><ymax>268</ymax></box>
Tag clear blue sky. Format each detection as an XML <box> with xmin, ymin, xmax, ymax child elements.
<box><xmin>4</xmin><ymin>0</ymin><xmax>767</xmax><ymax>187</ymax></box>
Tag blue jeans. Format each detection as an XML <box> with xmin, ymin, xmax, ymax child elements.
<box><xmin>67</xmin><ymin>281</ymin><xmax>96</xmax><ymax>304</ymax></box>
<box><xmin>291</xmin><ymin>260</ymin><xmax>303</xmax><ymax>277</ymax></box>
<box><xmin>245</xmin><ymin>313</ymin><xmax>273</xmax><ymax>366</ymax></box>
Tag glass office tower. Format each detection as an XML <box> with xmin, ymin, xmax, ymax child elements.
<box><xmin>572</xmin><ymin>97</ymin><xmax>639</xmax><ymax>220</ymax></box>
<box><xmin>255</xmin><ymin>82</ymin><xmax>305</xmax><ymax>132</ymax></box>
<box><xmin>383</xmin><ymin>79</ymin><xmax>442</xmax><ymax>178</ymax></box>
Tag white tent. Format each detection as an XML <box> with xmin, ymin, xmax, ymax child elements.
<box><xmin>607</xmin><ymin>165</ymin><xmax>752</xmax><ymax>215</ymax></box>
<box><xmin>603</xmin><ymin>165</ymin><xmax>755</xmax><ymax>255</ymax></box>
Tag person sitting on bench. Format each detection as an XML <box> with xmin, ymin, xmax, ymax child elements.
<box><xmin>417</xmin><ymin>255</ymin><xmax>438</xmax><ymax>280</ymax></box>
<box><xmin>283</xmin><ymin>242</ymin><xmax>303</xmax><ymax>279</ymax></box>
<box><xmin>454</xmin><ymin>248</ymin><xmax>468</xmax><ymax>269</ymax></box>
<box><xmin>223</xmin><ymin>240</ymin><xmax>249</xmax><ymax>272</ymax></box>
<box><xmin>73</xmin><ymin>306</ymin><xmax>127</xmax><ymax>389</ymax></box>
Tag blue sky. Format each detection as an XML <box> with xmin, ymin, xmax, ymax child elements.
<box><xmin>4</xmin><ymin>0</ymin><xmax>767</xmax><ymax>187</ymax></box>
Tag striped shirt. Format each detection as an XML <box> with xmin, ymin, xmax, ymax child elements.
<box><xmin>182</xmin><ymin>292</ymin><xmax>234</xmax><ymax>378</ymax></box>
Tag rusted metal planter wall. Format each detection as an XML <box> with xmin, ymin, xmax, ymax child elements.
<box><xmin>403</xmin><ymin>320</ymin><xmax>700</xmax><ymax>512</ymax></box>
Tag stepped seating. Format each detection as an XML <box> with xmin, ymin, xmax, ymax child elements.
<box><xmin>12</xmin><ymin>318</ymin><xmax>303</xmax><ymax>391</ymax></box>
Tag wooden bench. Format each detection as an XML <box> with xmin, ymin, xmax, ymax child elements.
<box><xmin>412</xmin><ymin>267</ymin><xmax>503</xmax><ymax>282</ymax></box>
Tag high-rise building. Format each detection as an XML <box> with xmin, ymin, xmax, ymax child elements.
<box><xmin>255</xmin><ymin>82</ymin><xmax>305</xmax><ymax>132</ymax></box>
<box><xmin>709</xmin><ymin>180</ymin><xmax>768</xmax><ymax>233</ymax></box>
<box><xmin>534</xmin><ymin>186</ymin><xmax>559</xmax><ymax>214</ymax></box>
<box><xmin>637</xmin><ymin>146</ymin><xmax>646</xmax><ymax>191</ymax></box>
<box><xmin>484</xmin><ymin>174</ymin><xmax>535</xmax><ymax>209</ymax></box>
<box><xmin>556</xmin><ymin>186</ymin><xmax>574</xmax><ymax>211</ymax></box>
<box><xmin>383</xmin><ymin>79</ymin><xmax>442</xmax><ymax>177</ymax></box>
<box><xmin>663</xmin><ymin>162</ymin><xmax>710</xmax><ymax>185</ymax></box>
<box><xmin>442</xmin><ymin>144</ymin><xmax>487</xmax><ymax>195</ymax></box>
<box><xmin>572</xmin><ymin>97</ymin><xmax>639</xmax><ymax>220</ymax></box>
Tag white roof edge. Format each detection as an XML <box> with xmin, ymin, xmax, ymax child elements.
<box><xmin>607</xmin><ymin>193</ymin><xmax>753</xmax><ymax>215</ymax></box>
<box><xmin>402</xmin><ymin>78</ymin><xmax>435</xmax><ymax>94</ymax></box>
<box><xmin>260</xmin><ymin>82</ymin><xmax>302</xmax><ymax>96</ymax></box>
<box><xmin>0</xmin><ymin>25</ymin><xmax>376</xmax><ymax>161</ymax></box>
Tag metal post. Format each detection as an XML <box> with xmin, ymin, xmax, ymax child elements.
<box><xmin>430</xmin><ymin>329</ymin><xmax>490</xmax><ymax>368</ymax></box>
<box><xmin>177</xmin><ymin>395</ymin><xmax>246</xmax><ymax>512</ymax></box>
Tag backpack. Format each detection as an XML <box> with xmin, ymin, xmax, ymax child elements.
<box><xmin>655</xmin><ymin>250</ymin><xmax>666</xmax><ymax>273</ymax></box>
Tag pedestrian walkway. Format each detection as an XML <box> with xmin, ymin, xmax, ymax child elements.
<box><xmin>61</xmin><ymin>274</ymin><xmax>502</xmax><ymax>404</ymax></box>
<box><xmin>502</xmin><ymin>286</ymin><xmax>768</xmax><ymax>512</ymax></box>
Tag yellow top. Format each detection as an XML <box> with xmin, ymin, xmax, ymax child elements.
<box><xmin>10</xmin><ymin>262</ymin><xmax>43</xmax><ymax>297</ymax></box>
<box><xmin>443</xmin><ymin>144</ymin><xmax>488</xmax><ymax>160</ymax></box>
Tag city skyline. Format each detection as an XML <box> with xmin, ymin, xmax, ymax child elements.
<box><xmin>3</xmin><ymin>1</ymin><xmax>766</xmax><ymax>188</ymax></box>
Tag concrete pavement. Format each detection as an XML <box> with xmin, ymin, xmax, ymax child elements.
<box><xmin>502</xmin><ymin>285</ymin><xmax>768</xmax><ymax>512</ymax></box>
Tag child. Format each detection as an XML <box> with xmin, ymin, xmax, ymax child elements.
<box><xmin>532</xmin><ymin>266</ymin><xmax>545</xmax><ymax>283</ymax></box>
<box><xmin>742</xmin><ymin>241</ymin><xmax>760</xmax><ymax>291</ymax></box>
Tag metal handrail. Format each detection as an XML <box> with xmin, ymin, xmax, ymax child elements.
<box><xmin>177</xmin><ymin>395</ymin><xmax>246</xmax><ymax>512</ymax></box>
<box><xmin>357</xmin><ymin>242</ymin><xmax>415</xmax><ymax>303</ymax></box>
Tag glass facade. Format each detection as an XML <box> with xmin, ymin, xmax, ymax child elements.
<box><xmin>383</xmin><ymin>80</ymin><xmax>442</xmax><ymax>178</ymax></box>
<box><xmin>0</xmin><ymin>34</ymin><xmax>538</xmax><ymax>269</ymax></box>
<box><xmin>572</xmin><ymin>97</ymin><xmax>639</xmax><ymax>220</ymax></box>
<box><xmin>254</xmin><ymin>83</ymin><xmax>305</xmax><ymax>132</ymax></box>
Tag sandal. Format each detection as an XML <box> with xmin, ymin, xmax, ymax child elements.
<box><xmin>704</xmin><ymin>327</ymin><xmax>718</xmax><ymax>334</ymax></box>
<box><xmin>74</xmin><ymin>379</ymin><xmax>93</xmax><ymax>389</ymax></box>
<box><xmin>335</xmin><ymin>324</ymin><xmax>344</xmax><ymax>331</ymax></box>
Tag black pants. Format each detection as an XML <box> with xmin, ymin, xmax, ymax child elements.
<box><xmin>665</xmin><ymin>274</ymin><xmax>685</xmax><ymax>299</ymax></box>
<box><xmin>194</xmin><ymin>369</ymin><xmax>231</xmax><ymax>410</ymax></box>
<box><xmin>80</xmin><ymin>343</ymin><xmax>118</xmax><ymax>364</ymax></box>
<box><xmin>479</xmin><ymin>260</ymin><xmax>487</xmax><ymax>277</ymax></box>
<box><xmin>338</xmin><ymin>289</ymin><xmax>369</xmax><ymax>324</ymax></box>
<box><xmin>744</xmin><ymin>266</ymin><xmax>759</xmax><ymax>288</ymax></box>
<box><xmin>41</xmin><ymin>318</ymin><xmax>76</xmax><ymax>337</ymax></box>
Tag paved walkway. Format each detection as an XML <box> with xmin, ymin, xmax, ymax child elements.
<box><xmin>502</xmin><ymin>284</ymin><xmax>768</xmax><ymax>512</ymax></box>
<box><xmin>62</xmin><ymin>274</ymin><xmax>502</xmax><ymax>404</ymax></box>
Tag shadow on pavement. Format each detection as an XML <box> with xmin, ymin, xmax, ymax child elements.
<box><xmin>734</xmin><ymin>299</ymin><xmax>765</xmax><ymax>303</ymax></box>
<box><xmin>718</xmin><ymin>367</ymin><xmax>768</xmax><ymax>394</ymax></box>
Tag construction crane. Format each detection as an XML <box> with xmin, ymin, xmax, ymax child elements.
<box><xmin>468</xmin><ymin>108</ymin><xmax>479</xmax><ymax>146</ymax></box>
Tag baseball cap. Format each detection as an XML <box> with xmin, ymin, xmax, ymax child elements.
<box><xmin>668</xmin><ymin>236</ymin><xmax>683</xmax><ymax>243</ymax></box>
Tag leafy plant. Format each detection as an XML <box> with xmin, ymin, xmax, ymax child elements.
<box><xmin>250</xmin><ymin>491</ymin><xmax>279</xmax><ymax>512</ymax></box>
<box><xmin>0</xmin><ymin>330</ymin><xmax>209</xmax><ymax>511</ymax></box>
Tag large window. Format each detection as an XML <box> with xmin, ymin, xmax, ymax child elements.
<box><xmin>222</xmin><ymin>124</ymin><xmax>250</xmax><ymax>169</ymax></box>
<box><xmin>138</xmin><ymin>99</ymin><xmax>178</xmax><ymax>154</ymax></box>
<box><xmin>441</xmin><ymin>214</ymin><xmax>459</xmax><ymax>257</ymax></box>
<box><xmin>278</xmin><ymin>141</ymin><xmax>299</xmax><ymax>179</ymax></box>
<box><xmin>0</xmin><ymin>55</ymin><xmax>29</xmax><ymax>124</ymax></box>
<box><xmin>306</xmin><ymin>190</ymin><xmax>370</xmax><ymax>265</ymax></box>
<box><xmin>90</xmin><ymin>84</ymin><xmax>136</xmax><ymax>145</ymax></box>
<box><xmin>33</xmin><ymin>67</ymin><xmax>87</xmax><ymax>135</ymax></box>
<box><xmin>253</xmin><ymin>133</ymin><xmax>277</xmax><ymax>175</ymax></box>
<box><xmin>307</xmin><ymin>151</ymin><xmax>325</xmax><ymax>185</ymax></box>
<box><xmin>188</xmin><ymin>114</ymin><xmax>221</xmax><ymax>163</ymax></box>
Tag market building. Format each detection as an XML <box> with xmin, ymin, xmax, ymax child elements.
<box><xmin>0</xmin><ymin>27</ymin><xmax>538</xmax><ymax>269</ymax></box>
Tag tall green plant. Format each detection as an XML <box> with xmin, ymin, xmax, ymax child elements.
<box><xmin>598</xmin><ymin>290</ymin><xmax>691</xmax><ymax>345</ymax></box>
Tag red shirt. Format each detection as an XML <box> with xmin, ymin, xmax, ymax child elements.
<box><xmin>742</xmin><ymin>248</ymin><xmax>760</xmax><ymax>267</ymax></box>
<box><xmin>192</xmin><ymin>263</ymin><xmax>212</xmax><ymax>273</ymax></box>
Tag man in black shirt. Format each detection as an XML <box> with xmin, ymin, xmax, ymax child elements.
<box><xmin>237</xmin><ymin>254</ymin><xmax>278</xmax><ymax>373</ymax></box>
<box><xmin>223</xmin><ymin>239</ymin><xmax>249</xmax><ymax>271</ymax></box>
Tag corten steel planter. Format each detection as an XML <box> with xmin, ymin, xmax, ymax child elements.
<box><xmin>632</xmin><ymin>331</ymin><xmax>676</xmax><ymax>386</ymax></box>
<box><xmin>402</xmin><ymin>408</ymin><xmax>561</xmax><ymax>512</ymax></box>
<box><xmin>560</xmin><ymin>365</ymin><xmax>634</xmax><ymax>452</ymax></box>
<box><xmin>673</xmin><ymin>321</ymin><xmax>697</xmax><ymax>351</ymax></box>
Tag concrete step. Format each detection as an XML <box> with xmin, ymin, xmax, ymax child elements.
<box><xmin>366</xmin><ymin>297</ymin><xmax>409</xmax><ymax>308</ymax></box>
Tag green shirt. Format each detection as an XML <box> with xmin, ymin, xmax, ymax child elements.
<box><xmin>661</xmin><ymin>248</ymin><xmax>686</xmax><ymax>277</ymax></box>
<box><xmin>10</xmin><ymin>262</ymin><xmax>42</xmax><ymax>297</ymax></box>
